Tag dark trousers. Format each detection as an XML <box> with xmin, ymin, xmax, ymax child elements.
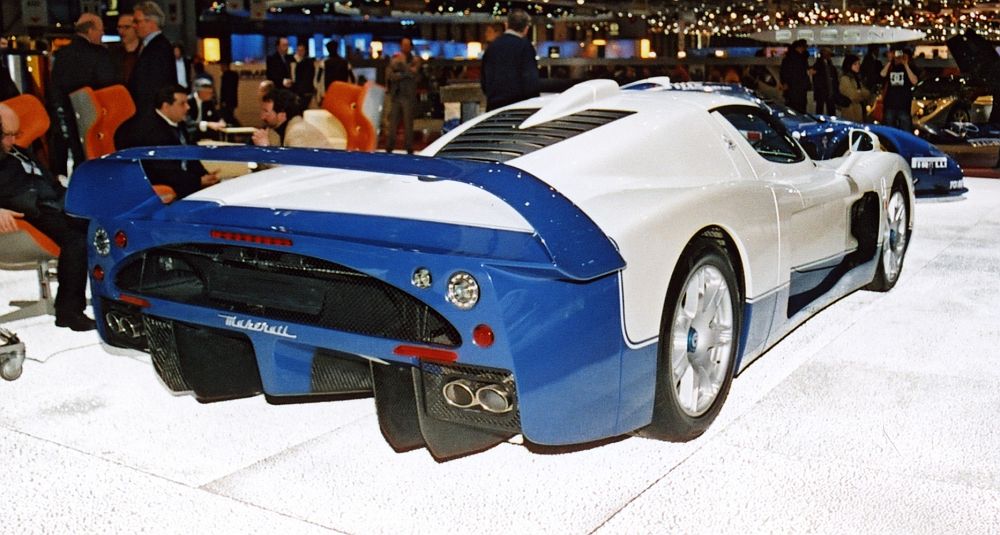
<box><xmin>883</xmin><ymin>108</ymin><xmax>913</xmax><ymax>133</ymax></box>
<box><xmin>386</xmin><ymin>95</ymin><xmax>415</xmax><ymax>153</ymax></box>
<box><xmin>815</xmin><ymin>95</ymin><xmax>837</xmax><ymax>116</ymax></box>
<box><xmin>49</xmin><ymin>105</ymin><xmax>85</xmax><ymax>176</ymax></box>
<box><xmin>25</xmin><ymin>207</ymin><xmax>88</xmax><ymax>317</ymax></box>
<box><xmin>784</xmin><ymin>90</ymin><xmax>808</xmax><ymax>114</ymax></box>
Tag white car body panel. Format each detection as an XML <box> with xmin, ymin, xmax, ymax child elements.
<box><xmin>190</xmin><ymin>83</ymin><xmax>913</xmax><ymax>363</ymax></box>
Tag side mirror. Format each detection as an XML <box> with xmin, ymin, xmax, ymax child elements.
<box><xmin>848</xmin><ymin>129</ymin><xmax>881</xmax><ymax>152</ymax></box>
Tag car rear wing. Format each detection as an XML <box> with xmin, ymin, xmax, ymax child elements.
<box><xmin>65</xmin><ymin>145</ymin><xmax>625</xmax><ymax>281</ymax></box>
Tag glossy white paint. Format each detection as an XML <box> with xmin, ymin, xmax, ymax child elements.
<box><xmin>192</xmin><ymin>81</ymin><xmax>913</xmax><ymax>350</ymax></box>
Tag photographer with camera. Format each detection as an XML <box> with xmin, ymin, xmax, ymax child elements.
<box><xmin>879</xmin><ymin>46</ymin><xmax>919</xmax><ymax>132</ymax></box>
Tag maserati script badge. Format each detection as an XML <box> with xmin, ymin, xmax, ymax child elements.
<box><xmin>218</xmin><ymin>314</ymin><xmax>297</xmax><ymax>339</ymax></box>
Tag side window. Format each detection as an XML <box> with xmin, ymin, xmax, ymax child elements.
<box><xmin>717</xmin><ymin>107</ymin><xmax>805</xmax><ymax>164</ymax></box>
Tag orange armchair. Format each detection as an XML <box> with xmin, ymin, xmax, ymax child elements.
<box><xmin>3</xmin><ymin>93</ymin><xmax>50</xmax><ymax>150</ymax></box>
<box><xmin>0</xmin><ymin>94</ymin><xmax>60</xmax><ymax>322</ymax></box>
<box><xmin>321</xmin><ymin>81</ymin><xmax>384</xmax><ymax>151</ymax></box>
<box><xmin>69</xmin><ymin>84</ymin><xmax>136</xmax><ymax>160</ymax></box>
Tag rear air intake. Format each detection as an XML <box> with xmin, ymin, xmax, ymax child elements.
<box><xmin>436</xmin><ymin>108</ymin><xmax>634</xmax><ymax>163</ymax></box>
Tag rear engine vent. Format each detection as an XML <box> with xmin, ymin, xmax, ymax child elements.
<box><xmin>114</xmin><ymin>244</ymin><xmax>462</xmax><ymax>347</ymax></box>
<box><xmin>436</xmin><ymin>108</ymin><xmax>634</xmax><ymax>163</ymax></box>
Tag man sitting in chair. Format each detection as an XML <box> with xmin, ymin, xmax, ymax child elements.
<box><xmin>0</xmin><ymin>104</ymin><xmax>94</xmax><ymax>331</ymax></box>
<box><xmin>117</xmin><ymin>84</ymin><xmax>220</xmax><ymax>198</ymax></box>
<box><xmin>251</xmin><ymin>89</ymin><xmax>332</xmax><ymax>149</ymax></box>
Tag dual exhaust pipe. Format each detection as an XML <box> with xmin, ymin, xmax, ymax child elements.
<box><xmin>442</xmin><ymin>379</ymin><xmax>513</xmax><ymax>414</ymax></box>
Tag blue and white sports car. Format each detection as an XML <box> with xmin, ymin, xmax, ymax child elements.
<box><xmin>67</xmin><ymin>79</ymin><xmax>913</xmax><ymax>460</ymax></box>
<box><xmin>650</xmin><ymin>81</ymin><xmax>966</xmax><ymax>197</ymax></box>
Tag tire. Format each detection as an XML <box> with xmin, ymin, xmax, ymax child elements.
<box><xmin>637</xmin><ymin>239</ymin><xmax>741</xmax><ymax>442</ymax></box>
<box><xmin>1</xmin><ymin>357</ymin><xmax>22</xmax><ymax>381</ymax></box>
<box><xmin>866</xmin><ymin>183</ymin><xmax>910</xmax><ymax>292</ymax></box>
<box><xmin>947</xmin><ymin>105</ymin><xmax>971</xmax><ymax>124</ymax></box>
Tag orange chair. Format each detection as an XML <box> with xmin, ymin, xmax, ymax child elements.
<box><xmin>0</xmin><ymin>94</ymin><xmax>60</xmax><ymax>322</ymax></box>
<box><xmin>69</xmin><ymin>84</ymin><xmax>136</xmax><ymax>160</ymax></box>
<box><xmin>4</xmin><ymin>93</ymin><xmax>50</xmax><ymax>161</ymax></box>
<box><xmin>69</xmin><ymin>85</ymin><xmax>174</xmax><ymax>203</ymax></box>
<box><xmin>322</xmin><ymin>81</ymin><xmax>383</xmax><ymax>151</ymax></box>
<box><xmin>0</xmin><ymin>217</ymin><xmax>59</xmax><ymax>322</ymax></box>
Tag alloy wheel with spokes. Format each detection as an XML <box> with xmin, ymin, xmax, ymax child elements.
<box><xmin>670</xmin><ymin>264</ymin><xmax>735</xmax><ymax>417</ymax></box>
<box><xmin>881</xmin><ymin>190</ymin><xmax>908</xmax><ymax>284</ymax></box>
<box><xmin>638</xmin><ymin>238</ymin><xmax>741</xmax><ymax>442</ymax></box>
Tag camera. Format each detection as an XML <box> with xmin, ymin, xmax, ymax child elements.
<box><xmin>893</xmin><ymin>50</ymin><xmax>903</xmax><ymax>58</ymax></box>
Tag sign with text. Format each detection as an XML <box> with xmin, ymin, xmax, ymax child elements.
<box><xmin>751</xmin><ymin>26</ymin><xmax>926</xmax><ymax>45</ymax></box>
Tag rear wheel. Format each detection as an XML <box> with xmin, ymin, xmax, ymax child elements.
<box><xmin>947</xmin><ymin>105</ymin><xmax>971</xmax><ymax>124</ymax></box>
<box><xmin>638</xmin><ymin>239</ymin><xmax>741</xmax><ymax>442</ymax></box>
<box><xmin>866</xmin><ymin>184</ymin><xmax>909</xmax><ymax>291</ymax></box>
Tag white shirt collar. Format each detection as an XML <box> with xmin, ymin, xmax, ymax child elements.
<box><xmin>142</xmin><ymin>31</ymin><xmax>161</xmax><ymax>49</ymax></box>
<box><xmin>155</xmin><ymin>108</ymin><xmax>179</xmax><ymax>127</ymax></box>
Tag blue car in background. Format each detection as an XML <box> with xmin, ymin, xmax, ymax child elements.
<box><xmin>630</xmin><ymin>80</ymin><xmax>967</xmax><ymax>197</ymax></box>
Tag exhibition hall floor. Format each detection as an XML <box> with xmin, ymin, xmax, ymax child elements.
<box><xmin>2</xmin><ymin>178</ymin><xmax>999</xmax><ymax>534</ymax></box>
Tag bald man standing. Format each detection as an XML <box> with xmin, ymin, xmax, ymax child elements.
<box><xmin>48</xmin><ymin>12</ymin><xmax>117</xmax><ymax>175</ymax></box>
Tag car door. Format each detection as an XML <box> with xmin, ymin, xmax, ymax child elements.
<box><xmin>712</xmin><ymin>105</ymin><xmax>854</xmax><ymax>283</ymax></box>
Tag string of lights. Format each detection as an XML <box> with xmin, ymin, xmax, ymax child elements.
<box><xmin>243</xmin><ymin>1</ymin><xmax>1000</xmax><ymax>42</ymax></box>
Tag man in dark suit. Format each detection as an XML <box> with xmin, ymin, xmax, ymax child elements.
<box><xmin>186</xmin><ymin>78</ymin><xmax>226</xmax><ymax>141</ymax></box>
<box><xmin>266</xmin><ymin>37</ymin><xmax>294</xmax><ymax>90</ymax></box>
<box><xmin>481</xmin><ymin>9</ymin><xmax>540</xmax><ymax>111</ymax></box>
<box><xmin>48</xmin><ymin>13</ymin><xmax>118</xmax><ymax>175</ymax></box>
<box><xmin>128</xmin><ymin>1</ymin><xmax>175</xmax><ymax>115</ymax></box>
<box><xmin>218</xmin><ymin>61</ymin><xmax>239</xmax><ymax>125</ymax></box>
<box><xmin>323</xmin><ymin>39</ymin><xmax>354</xmax><ymax>91</ymax></box>
<box><xmin>0</xmin><ymin>38</ymin><xmax>18</xmax><ymax>100</ymax></box>
<box><xmin>118</xmin><ymin>85</ymin><xmax>220</xmax><ymax>199</ymax></box>
<box><xmin>0</xmin><ymin>104</ymin><xmax>93</xmax><ymax>331</ymax></box>
<box><xmin>291</xmin><ymin>42</ymin><xmax>316</xmax><ymax>106</ymax></box>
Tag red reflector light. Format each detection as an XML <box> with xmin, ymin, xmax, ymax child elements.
<box><xmin>210</xmin><ymin>230</ymin><xmax>293</xmax><ymax>247</ymax></box>
<box><xmin>92</xmin><ymin>265</ymin><xmax>105</xmax><ymax>281</ymax></box>
<box><xmin>119</xmin><ymin>294</ymin><xmax>150</xmax><ymax>308</ymax></box>
<box><xmin>393</xmin><ymin>345</ymin><xmax>458</xmax><ymax>363</ymax></box>
<box><xmin>114</xmin><ymin>230</ymin><xmax>127</xmax><ymax>248</ymax></box>
<box><xmin>472</xmin><ymin>324</ymin><xmax>495</xmax><ymax>348</ymax></box>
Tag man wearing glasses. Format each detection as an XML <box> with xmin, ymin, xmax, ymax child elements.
<box><xmin>111</xmin><ymin>14</ymin><xmax>141</xmax><ymax>83</ymax></box>
<box><xmin>0</xmin><ymin>105</ymin><xmax>93</xmax><ymax>331</ymax></box>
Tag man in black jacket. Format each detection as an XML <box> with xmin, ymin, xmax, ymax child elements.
<box><xmin>291</xmin><ymin>42</ymin><xmax>316</xmax><ymax>106</ymax></box>
<box><xmin>0</xmin><ymin>38</ymin><xmax>18</xmax><ymax>100</ymax></box>
<box><xmin>481</xmin><ymin>9</ymin><xmax>540</xmax><ymax>111</ymax></box>
<box><xmin>266</xmin><ymin>37</ymin><xmax>294</xmax><ymax>90</ymax></box>
<box><xmin>780</xmin><ymin>39</ymin><xmax>813</xmax><ymax>114</ymax></box>
<box><xmin>128</xmin><ymin>1</ymin><xmax>175</xmax><ymax>115</ymax></box>
<box><xmin>48</xmin><ymin>13</ymin><xmax>118</xmax><ymax>175</ymax></box>
<box><xmin>118</xmin><ymin>85</ymin><xmax>220</xmax><ymax>198</ymax></box>
<box><xmin>0</xmin><ymin>104</ymin><xmax>93</xmax><ymax>331</ymax></box>
<box><xmin>323</xmin><ymin>40</ymin><xmax>354</xmax><ymax>91</ymax></box>
<box><xmin>186</xmin><ymin>78</ymin><xmax>226</xmax><ymax>141</ymax></box>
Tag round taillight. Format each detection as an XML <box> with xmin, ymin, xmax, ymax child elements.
<box><xmin>472</xmin><ymin>324</ymin><xmax>494</xmax><ymax>348</ymax></box>
<box><xmin>92</xmin><ymin>265</ymin><xmax>105</xmax><ymax>281</ymax></box>
<box><xmin>114</xmin><ymin>230</ymin><xmax>127</xmax><ymax>249</ymax></box>
<box><xmin>93</xmin><ymin>227</ymin><xmax>110</xmax><ymax>256</ymax></box>
<box><xmin>446</xmin><ymin>272</ymin><xmax>479</xmax><ymax>310</ymax></box>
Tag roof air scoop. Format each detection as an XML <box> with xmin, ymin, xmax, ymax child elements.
<box><xmin>621</xmin><ymin>76</ymin><xmax>673</xmax><ymax>90</ymax></box>
<box><xmin>519</xmin><ymin>79</ymin><xmax>620</xmax><ymax>129</ymax></box>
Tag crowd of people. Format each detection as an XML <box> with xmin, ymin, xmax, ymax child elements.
<box><xmin>778</xmin><ymin>40</ymin><xmax>920</xmax><ymax>126</ymax></box>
